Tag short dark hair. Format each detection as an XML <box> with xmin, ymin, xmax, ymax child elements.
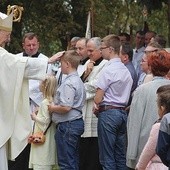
<box><xmin>154</xmin><ymin>35</ymin><xmax>167</xmax><ymax>48</ymax></box>
<box><xmin>157</xmin><ymin>85</ymin><xmax>170</xmax><ymax>94</ymax></box>
<box><xmin>136</xmin><ymin>30</ymin><xmax>145</xmax><ymax>36</ymax></box>
<box><xmin>157</xmin><ymin>90</ymin><xmax>170</xmax><ymax>113</ymax></box>
<box><xmin>121</xmin><ymin>42</ymin><xmax>133</xmax><ymax>61</ymax></box>
<box><xmin>119</xmin><ymin>32</ymin><xmax>130</xmax><ymax>42</ymax></box>
<box><xmin>102</xmin><ymin>34</ymin><xmax>120</xmax><ymax>53</ymax></box>
<box><xmin>145</xmin><ymin>31</ymin><xmax>157</xmax><ymax>36</ymax></box>
<box><xmin>22</xmin><ymin>32</ymin><xmax>38</xmax><ymax>43</ymax></box>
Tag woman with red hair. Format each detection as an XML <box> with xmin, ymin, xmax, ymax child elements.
<box><xmin>148</xmin><ymin>50</ymin><xmax>170</xmax><ymax>77</ymax></box>
<box><xmin>127</xmin><ymin>50</ymin><xmax>170</xmax><ymax>169</ymax></box>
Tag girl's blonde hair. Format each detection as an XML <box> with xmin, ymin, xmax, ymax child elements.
<box><xmin>42</xmin><ymin>75</ymin><xmax>57</xmax><ymax>102</ymax></box>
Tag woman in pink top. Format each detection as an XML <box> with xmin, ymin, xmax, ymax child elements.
<box><xmin>135</xmin><ymin>85</ymin><xmax>170</xmax><ymax>170</ymax></box>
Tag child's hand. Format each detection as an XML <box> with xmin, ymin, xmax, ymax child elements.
<box><xmin>28</xmin><ymin>135</ymin><xmax>34</xmax><ymax>143</ymax></box>
<box><xmin>34</xmin><ymin>106</ymin><xmax>39</xmax><ymax>114</ymax></box>
<box><xmin>31</xmin><ymin>112</ymin><xmax>37</xmax><ymax>120</ymax></box>
<box><xmin>48</xmin><ymin>104</ymin><xmax>54</xmax><ymax>113</ymax></box>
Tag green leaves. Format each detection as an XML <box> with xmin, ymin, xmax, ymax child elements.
<box><xmin>0</xmin><ymin>0</ymin><xmax>169</xmax><ymax>55</ymax></box>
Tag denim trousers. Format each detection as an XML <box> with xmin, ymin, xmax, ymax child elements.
<box><xmin>98</xmin><ymin>109</ymin><xmax>127</xmax><ymax>170</ymax></box>
<box><xmin>55</xmin><ymin>118</ymin><xmax>84</xmax><ymax>170</ymax></box>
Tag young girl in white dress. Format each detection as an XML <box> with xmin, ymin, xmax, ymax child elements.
<box><xmin>29</xmin><ymin>75</ymin><xmax>57</xmax><ymax>170</ymax></box>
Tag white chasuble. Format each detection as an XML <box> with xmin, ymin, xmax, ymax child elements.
<box><xmin>0</xmin><ymin>47</ymin><xmax>48</xmax><ymax>160</ymax></box>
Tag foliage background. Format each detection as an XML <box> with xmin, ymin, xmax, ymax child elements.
<box><xmin>0</xmin><ymin>0</ymin><xmax>169</xmax><ymax>56</ymax></box>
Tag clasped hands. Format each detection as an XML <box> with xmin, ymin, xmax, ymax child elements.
<box><xmin>82</xmin><ymin>61</ymin><xmax>95</xmax><ymax>81</ymax></box>
<box><xmin>85</xmin><ymin>61</ymin><xmax>95</xmax><ymax>75</ymax></box>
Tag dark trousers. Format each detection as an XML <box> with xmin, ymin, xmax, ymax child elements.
<box><xmin>79</xmin><ymin>137</ymin><xmax>102</xmax><ymax>170</ymax></box>
<box><xmin>8</xmin><ymin>144</ymin><xmax>32</xmax><ymax>170</ymax></box>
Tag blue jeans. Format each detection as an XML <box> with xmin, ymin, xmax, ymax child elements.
<box><xmin>98</xmin><ymin>109</ymin><xmax>127</xmax><ymax>170</ymax></box>
<box><xmin>55</xmin><ymin>118</ymin><xmax>84</xmax><ymax>170</ymax></box>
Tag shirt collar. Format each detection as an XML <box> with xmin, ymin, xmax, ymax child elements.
<box><xmin>66</xmin><ymin>71</ymin><xmax>78</xmax><ymax>78</ymax></box>
<box><xmin>23</xmin><ymin>52</ymin><xmax>40</xmax><ymax>58</ymax></box>
<box><xmin>94</xmin><ymin>57</ymin><xmax>103</xmax><ymax>66</ymax></box>
<box><xmin>106</xmin><ymin>57</ymin><xmax>121</xmax><ymax>66</ymax></box>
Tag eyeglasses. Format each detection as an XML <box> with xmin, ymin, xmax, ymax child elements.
<box><xmin>100</xmin><ymin>46</ymin><xmax>109</xmax><ymax>51</ymax></box>
<box><xmin>141</xmin><ymin>59</ymin><xmax>147</xmax><ymax>63</ymax></box>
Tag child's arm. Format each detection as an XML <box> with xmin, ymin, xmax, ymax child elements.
<box><xmin>31</xmin><ymin>101</ymin><xmax>51</xmax><ymax>131</ymax></box>
<box><xmin>31</xmin><ymin>111</ymin><xmax>37</xmax><ymax>121</ymax></box>
<box><xmin>31</xmin><ymin>106</ymin><xmax>39</xmax><ymax>121</ymax></box>
<box><xmin>93</xmin><ymin>88</ymin><xmax>105</xmax><ymax>117</ymax></box>
<box><xmin>48</xmin><ymin>104</ymin><xmax>71</xmax><ymax>114</ymax></box>
<box><xmin>94</xmin><ymin>88</ymin><xmax>104</xmax><ymax>105</ymax></box>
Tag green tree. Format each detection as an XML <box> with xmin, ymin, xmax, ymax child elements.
<box><xmin>133</xmin><ymin>0</ymin><xmax>170</xmax><ymax>45</ymax></box>
<box><xmin>1</xmin><ymin>0</ymin><xmax>170</xmax><ymax>54</ymax></box>
<box><xmin>1</xmin><ymin>0</ymin><xmax>90</xmax><ymax>55</ymax></box>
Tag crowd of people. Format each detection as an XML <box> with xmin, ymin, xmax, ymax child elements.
<box><xmin>0</xmin><ymin>10</ymin><xmax>170</xmax><ymax>170</ymax></box>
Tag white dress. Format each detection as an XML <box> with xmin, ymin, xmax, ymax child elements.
<box><xmin>29</xmin><ymin>99</ymin><xmax>57</xmax><ymax>168</ymax></box>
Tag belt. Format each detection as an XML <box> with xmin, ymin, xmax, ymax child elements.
<box><xmin>98</xmin><ymin>105</ymin><xmax>125</xmax><ymax>112</ymax></box>
<box><xmin>58</xmin><ymin>117</ymin><xmax>82</xmax><ymax>125</ymax></box>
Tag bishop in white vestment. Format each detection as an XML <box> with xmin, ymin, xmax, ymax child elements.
<box><xmin>0</xmin><ymin>11</ymin><xmax>63</xmax><ymax>170</ymax></box>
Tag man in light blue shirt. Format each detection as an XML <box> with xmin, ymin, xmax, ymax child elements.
<box><xmin>132</xmin><ymin>30</ymin><xmax>145</xmax><ymax>79</ymax></box>
<box><xmin>94</xmin><ymin>35</ymin><xmax>133</xmax><ymax>170</ymax></box>
<box><xmin>49</xmin><ymin>50</ymin><xmax>86</xmax><ymax>170</ymax></box>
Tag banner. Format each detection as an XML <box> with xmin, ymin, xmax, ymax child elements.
<box><xmin>85</xmin><ymin>11</ymin><xmax>91</xmax><ymax>39</ymax></box>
